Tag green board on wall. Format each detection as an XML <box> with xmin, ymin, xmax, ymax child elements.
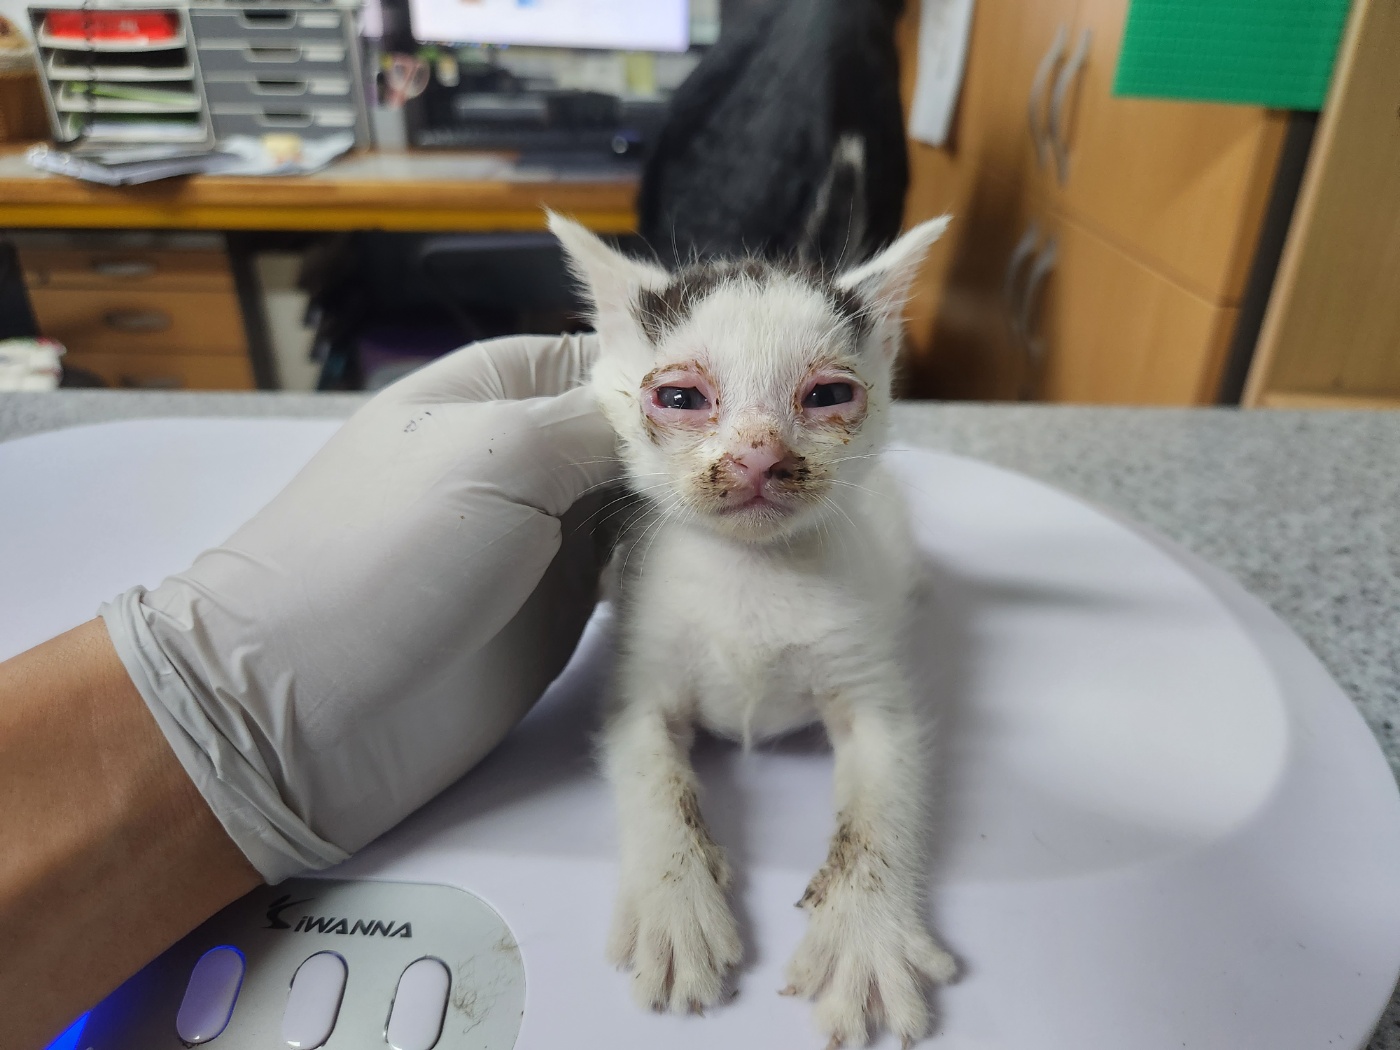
<box><xmin>1113</xmin><ymin>0</ymin><xmax>1352</xmax><ymax>110</ymax></box>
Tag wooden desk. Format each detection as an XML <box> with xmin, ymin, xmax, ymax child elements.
<box><xmin>0</xmin><ymin>146</ymin><xmax>637</xmax><ymax>391</ymax></box>
<box><xmin>0</xmin><ymin>146</ymin><xmax>639</xmax><ymax>233</ymax></box>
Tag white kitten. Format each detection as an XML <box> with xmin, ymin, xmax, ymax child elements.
<box><xmin>551</xmin><ymin>211</ymin><xmax>956</xmax><ymax>1048</ymax></box>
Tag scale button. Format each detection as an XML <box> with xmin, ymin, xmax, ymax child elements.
<box><xmin>386</xmin><ymin>957</ymin><xmax>451</xmax><ymax>1050</ymax></box>
<box><xmin>281</xmin><ymin>951</ymin><xmax>347</xmax><ymax>1048</ymax></box>
<box><xmin>176</xmin><ymin>946</ymin><xmax>245</xmax><ymax>1043</ymax></box>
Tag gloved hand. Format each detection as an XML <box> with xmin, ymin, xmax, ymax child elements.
<box><xmin>101</xmin><ymin>333</ymin><xmax>615</xmax><ymax>883</ymax></box>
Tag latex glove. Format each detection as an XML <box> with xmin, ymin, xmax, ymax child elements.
<box><xmin>101</xmin><ymin>333</ymin><xmax>615</xmax><ymax>883</ymax></box>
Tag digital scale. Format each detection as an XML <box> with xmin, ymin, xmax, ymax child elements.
<box><xmin>3</xmin><ymin>418</ymin><xmax>1399</xmax><ymax>1050</ymax></box>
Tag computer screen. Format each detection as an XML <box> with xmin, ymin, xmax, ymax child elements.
<box><xmin>407</xmin><ymin>0</ymin><xmax>691</xmax><ymax>52</ymax></box>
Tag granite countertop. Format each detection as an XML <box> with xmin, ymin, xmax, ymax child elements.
<box><xmin>3</xmin><ymin>390</ymin><xmax>1398</xmax><ymax>1048</ymax></box>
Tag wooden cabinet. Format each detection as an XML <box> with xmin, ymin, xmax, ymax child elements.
<box><xmin>60</xmin><ymin>351</ymin><xmax>254</xmax><ymax>390</ymax></box>
<box><xmin>1057</xmin><ymin>0</ymin><xmax>1285</xmax><ymax>302</ymax></box>
<box><xmin>25</xmin><ymin>289</ymin><xmax>248</xmax><ymax>358</ymax></box>
<box><xmin>1244</xmin><ymin>0</ymin><xmax>1400</xmax><ymax>409</ymax></box>
<box><xmin>14</xmin><ymin>233</ymin><xmax>255</xmax><ymax>390</ymax></box>
<box><xmin>954</xmin><ymin>0</ymin><xmax>1080</xmax><ymax>186</ymax></box>
<box><xmin>1038</xmin><ymin>214</ymin><xmax>1239</xmax><ymax>404</ymax></box>
<box><xmin>899</xmin><ymin>0</ymin><xmax>1286</xmax><ymax>404</ymax></box>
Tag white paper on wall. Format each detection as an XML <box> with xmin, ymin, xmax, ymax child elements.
<box><xmin>907</xmin><ymin>0</ymin><xmax>976</xmax><ymax>147</ymax></box>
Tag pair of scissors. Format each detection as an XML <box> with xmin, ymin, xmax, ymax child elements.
<box><xmin>382</xmin><ymin>53</ymin><xmax>430</xmax><ymax>108</ymax></box>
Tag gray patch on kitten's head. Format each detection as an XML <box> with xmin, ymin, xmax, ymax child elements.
<box><xmin>631</xmin><ymin>256</ymin><xmax>873</xmax><ymax>344</ymax></box>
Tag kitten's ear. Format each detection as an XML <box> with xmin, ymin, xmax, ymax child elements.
<box><xmin>837</xmin><ymin>215</ymin><xmax>951</xmax><ymax>324</ymax></box>
<box><xmin>548</xmin><ymin>210</ymin><xmax>668</xmax><ymax>338</ymax></box>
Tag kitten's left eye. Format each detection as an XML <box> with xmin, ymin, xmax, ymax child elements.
<box><xmin>804</xmin><ymin>382</ymin><xmax>855</xmax><ymax>408</ymax></box>
<box><xmin>655</xmin><ymin>386</ymin><xmax>710</xmax><ymax>411</ymax></box>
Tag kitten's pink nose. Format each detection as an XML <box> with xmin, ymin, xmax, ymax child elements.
<box><xmin>731</xmin><ymin>446</ymin><xmax>799</xmax><ymax>493</ymax></box>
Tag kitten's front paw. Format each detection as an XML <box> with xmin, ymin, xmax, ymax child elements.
<box><xmin>784</xmin><ymin>886</ymin><xmax>956</xmax><ymax>1048</ymax></box>
<box><xmin>607</xmin><ymin>861</ymin><xmax>742</xmax><ymax>1014</ymax></box>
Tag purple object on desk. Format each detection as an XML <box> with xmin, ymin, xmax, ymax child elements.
<box><xmin>357</xmin><ymin>323</ymin><xmax>462</xmax><ymax>389</ymax></box>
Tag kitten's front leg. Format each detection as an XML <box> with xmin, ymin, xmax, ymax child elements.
<box><xmin>602</xmin><ymin>695</ymin><xmax>742</xmax><ymax>1014</ymax></box>
<box><xmin>785</xmin><ymin>675</ymin><xmax>957</xmax><ymax>1048</ymax></box>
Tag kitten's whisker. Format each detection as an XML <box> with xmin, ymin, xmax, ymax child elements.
<box><xmin>815</xmin><ymin>495</ymin><xmax>850</xmax><ymax>562</ymax></box>
<box><xmin>826</xmin><ymin>478</ymin><xmax>898</xmax><ymax>504</ymax></box>
<box><xmin>621</xmin><ymin>493</ymin><xmax>683</xmax><ymax>580</ymax></box>
<box><xmin>577</xmin><ymin>493</ymin><xmax>644</xmax><ymax>537</ymax></box>
<box><xmin>591</xmin><ymin>495</ymin><xmax>660</xmax><ymax>545</ymax></box>
<box><xmin>831</xmin><ymin>448</ymin><xmax>920</xmax><ymax>467</ymax></box>
<box><xmin>567</xmin><ymin>473</ymin><xmax>664</xmax><ymax>504</ymax></box>
<box><xmin>636</xmin><ymin>495</ymin><xmax>684</xmax><ymax>573</ymax></box>
<box><xmin>830</xmin><ymin>453</ymin><xmax>889</xmax><ymax>466</ymax></box>
<box><xmin>820</xmin><ymin>492</ymin><xmax>860</xmax><ymax>540</ymax></box>
<box><xmin>575</xmin><ymin>480</ymin><xmax>673</xmax><ymax>536</ymax></box>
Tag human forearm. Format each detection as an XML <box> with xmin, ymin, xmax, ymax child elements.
<box><xmin>0</xmin><ymin>619</ymin><xmax>260</xmax><ymax>1050</ymax></box>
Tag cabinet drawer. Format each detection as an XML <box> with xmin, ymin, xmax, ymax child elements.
<box><xmin>19</xmin><ymin>248</ymin><xmax>234</xmax><ymax>292</ymax></box>
<box><xmin>29</xmin><ymin>289</ymin><xmax>247</xmax><ymax>356</ymax></box>
<box><xmin>210</xmin><ymin>102</ymin><xmax>357</xmax><ymax>137</ymax></box>
<box><xmin>196</xmin><ymin>41</ymin><xmax>348</xmax><ymax>75</ymax></box>
<box><xmin>1052</xmin><ymin>0</ymin><xmax>1286</xmax><ymax>303</ymax></box>
<box><xmin>1036</xmin><ymin>216</ymin><xmax>1237</xmax><ymax>404</ymax></box>
<box><xmin>63</xmin><ymin>351</ymin><xmax>254</xmax><ymax>390</ymax></box>
<box><xmin>203</xmin><ymin>71</ymin><xmax>353</xmax><ymax>106</ymax></box>
<box><xmin>952</xmin><ymin>0</ymin><xmax>1083</xmax><ymax>190</ymax></box>
<box><xmin>190</xmin><ymin>7</ymin><xmax>346</xmax><ymax>43</ymax></box>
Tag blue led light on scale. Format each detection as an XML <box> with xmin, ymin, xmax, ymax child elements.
<box><xmin>44</xmin><ymin>1012</ymin><xmax>88</xmax><ymax>1050</ymax></box>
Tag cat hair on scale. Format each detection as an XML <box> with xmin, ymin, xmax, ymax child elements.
<box><xmin>549</xmin><ymin>210</ymin><xmax>956</xmax><ymax>1048</ymax></box>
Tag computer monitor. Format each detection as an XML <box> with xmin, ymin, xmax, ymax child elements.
<box><xmin>406</xmin><ymin>0</ymin><xmax>691</xmax><ymax>53</ymax></box>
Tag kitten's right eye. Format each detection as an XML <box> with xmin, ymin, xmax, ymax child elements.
<box><xmin>655</xmin><ymin>386</ymin><xmax>710</xmax><ymax>411</ymax></box>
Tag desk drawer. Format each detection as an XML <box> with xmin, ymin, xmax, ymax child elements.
<box><xmin>210</xmin><ymin>102</ymin><xmax>356</xmax><ymax>137</ymax></box>
<box><xmin>203</xmin><ymin>72</ymin><xmax>352</xmax><ymax>106</ymax></box>
<box><xmin>63</xmin><ymin>351</ymin><xmax>254</xmax><ymax>390</ymax></box>
<box><xmin>190</xmin><ymin>7</ymin><xmax>346</xmax><ymax>43</ymax></box>
<box><xmin>18</xmin><ymin>247</ymin><xmax>234</xmax><ymax>292</ymax></box>
<box><xmin>29</xmin><ymin>289</ymin><xmax>247</xmax><ymax>356</ymax></box>
<box><xmin>196</xmin><ymin>40</ymin><xmax>348</xmax><ymax>74</ymax></box>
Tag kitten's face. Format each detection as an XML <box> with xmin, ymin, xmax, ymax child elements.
<box><xmin>551</xmin><ymin>214</ymin><xmax>948</xmax><ymax>543</ymax></box>
<box><xmin>603</xmin><ymin>265</ymin><xmax>882</xmax><ymax>542</ymax></box>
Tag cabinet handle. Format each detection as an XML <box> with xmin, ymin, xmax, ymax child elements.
<box><xmin>1019</xmin><ymin>237</ymin><xmax>1058</xmax><ymax>363</ymax></box>
<box><xmin>1028</xmin><ymin>24</ymin><xmax>1068</xmax><ymax>170</ymax></box>
<box><xmin>238</xmin><ymin>9</ymin><xmax>296</xmax><ymax>28</ymax></box>
<box><xmin>91</xmin><ymin>259</ymin><xmax>156</xmax><ymax>279</ymax></box>
<box><xmin>103</xmin><ymin>310</ymin><xmax>171</xmax><ymax>332</ymax></box>
<box><xmin>1003</xmin><ymin>223</ymin><xmax>1041</xmax><ymax>328</ymax></box>
<box><xmin>1050</xmin><ymin>28</ymin><xmax>1092</xmax><ymax>185</ymax></box>
<box><xmin>120</xmin><ymin>374</ymin><xmax>183</xmax><ymax>389</ymax></box>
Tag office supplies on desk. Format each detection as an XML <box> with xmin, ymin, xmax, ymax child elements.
<box><xmin>381</xmin><ymin>51</ymin><xmax>426</xmax><ymax>108</ymax></box>
<box><xmin>29</xmin><ymin>2</ymin><xmax>213</xmax><ymax>149</ymax></box>
<box><xmin>0</xmin><ymin>337</ymin><xmax>64</xmax><ymax>390</ymax></box>
<box><xmin>28</xmin><ymin>0</ymin><xmax>370</xmax><ymax>151</ymax></box>
<box><xmin>57</xmin><ymin>80</ymin><xmax>201</xmax><ymax>110</ymax></box>
<box><xmin>191</xmin><ymin>1</ymin><xmax>371</xmax><ymax>149</ymax></box>
<box><xmin>25</xmin><ymin>140</ymin><xmax>237</xmax><ymax>183</ymax></box>
<box><xmin>26</xmin><ymin>128</ymin><xmax>350</xmax><ymax>184</ymax></box>
<box><xmin>40</xmin><ymin>9</ymin><xmax>181</xmax><ymax>45</ymax></box>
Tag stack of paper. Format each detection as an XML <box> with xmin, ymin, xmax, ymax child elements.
<box><xmin>25</xmin><ymin>132</ymin><xmax>355</xmax><ymax>185</ymax></box>
<box><xmin>57</xmin><ymin>82</ymin><xmax>201</xmax><ymax>112</ymax></box>
<box><xmin>25</xmin><ymin>142</ymin><xmax>242</xmax><ymax>184</ymax></box>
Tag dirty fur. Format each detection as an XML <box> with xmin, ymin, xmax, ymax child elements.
<box><xmin>549</xmin><ymin>211</ymin><xmax>957</xmax><ymax>1046</ymax></box>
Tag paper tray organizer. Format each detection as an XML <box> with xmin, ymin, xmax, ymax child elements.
<box><xmin>190</xmin><ymin>3</ymin><xmax>368</xmax><ymax>147</ymax></box>
<box><xmin>28</xmin><ymin>0</ymin><xmax>369</xmax><ymax>150</ymax></box>
<box><xmin>29</xmin><ymin>2</ymin><xmax>214</xmax><ymax>148</ymax></box>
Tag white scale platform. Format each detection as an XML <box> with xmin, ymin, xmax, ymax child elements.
<box><xmin>3</xmin><ymin>418</ymin><xmax>1399</xmax><ymax>1050</ymax></box>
